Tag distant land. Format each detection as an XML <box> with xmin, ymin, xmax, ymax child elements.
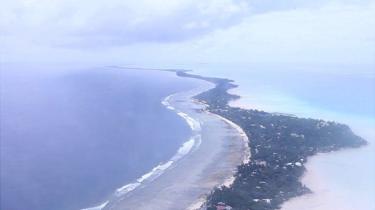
<box><xmin>176</xmin><ymin>71</ymin><xmax>367</xmax><ymax>210</ymax></box>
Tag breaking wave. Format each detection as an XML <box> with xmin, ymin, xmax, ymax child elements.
<box><xmin>81</xmin><ymin>93</ymin><xmax>202</xmax><ymax>210</ymax></box>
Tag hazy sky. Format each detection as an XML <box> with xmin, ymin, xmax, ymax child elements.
<box><xmin>1</xmin><ymin>0</ymin><xmax>374</xmax><ymax>66</ymax></box>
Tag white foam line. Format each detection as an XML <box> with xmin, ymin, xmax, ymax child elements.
<box><xmin>115</xmin><ymin>160</ymin><xmax>175</xmax><ymax>197</ymax></box>
<box><xmin>81</xmin><ymin>201</ymin><xmax>109</xmax><ymax>210</ymax></box>
<box><xmin>165</xmin><ymin>83</ymin><xmax>250</xmax><ymax>210</ymax></box>
<box><xmin>82</xmin><ymin>92</ymin><xmax>203</xmax><ymax>210</ymax></box>
<box><xmin>177</xmin><ymin>112</ymin><xmax>201</xmax><ymax>132</ymax></box>
<box><xmin>186</xmin><ymin>115</ymin><xmax>250</xmax><ymax>210</ymax></box>
<box><xmin>186</xmin><ymin>105</ymin><xmax>251</xmax><ymax>210</ymax></box>
<box><xmin>214</xmin><ymin>113</ymin><xmax>251</xmax><ymax>165</ymax></box>
<box><xmin>187</xmin><ymin>198</ymin><xmax>206</xmax><ymax>210</ymax></box>
<box><xmin>190</xmin><ymin>111</ymin><xmax>250</xmax><ymax>200</ymax></box>
<box><xmin>114</xmin><ymin>135</ymin><xmax>199</xmax><ymax>197</ymax></box>
<box><xmin>166</xmin><ymin>105</ymin><xmax>175</xmax><ymax>110</ymax></box>
<box><xmin>113</xmin><ymin>93</ymin><xmax>202</xmax><ymax>197</ymax></box>
<box><xmin>161</xmin><ymin>95</ymin><xmax>172</xmax><ymax>106</ymax></box>
<box><xmin>193</xmin><ymin>99</ymin><xmax>251</xmax><ymax>166</ymax></box>
<box><xmin>191</xmin><ymin>83</ymin><xmax>251</xmax><ymax>165</ymax></box>
<box><xmin>163</xmin><ymin>94</ymin><xmax>202</xmax><ymax>133</ymax></box>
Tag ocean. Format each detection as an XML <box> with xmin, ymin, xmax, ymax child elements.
<box><xmin>0</xmin><ymin>65</ymin><xmax>200</xmax><ymax>210</ymax></box>
<box><xmin>2</xmin><ymin>62</ymin><xmax>374</xmax><ymax>210</ymax></box>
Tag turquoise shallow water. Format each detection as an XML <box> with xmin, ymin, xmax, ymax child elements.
<box><xmin>190</xmin><ymin>63</ymin><xmax>375</xmax><ymax>210</ymax></box>
<box><xmin>192</xmin><ymin>63</ymin><xmax>375</xmax><ymax>119</ymax></box>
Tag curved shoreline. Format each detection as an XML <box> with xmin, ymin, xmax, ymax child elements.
<box><xmin>98</xmin><ymin>76</ymin><xmax>249</xmax><ymax>210</ymax></box>
<box><xmin>82</xmin><ymin>89</ymin><xmax>205</xmax><ymax>210</ymax></box>
<box><xmin>175</xmin><ymin>71</ymin><xmax>366</xmax><ymax>210</ymax></box>
<box><xmin>84</xmin><ymin>68</ymin><xmax>366</xmax><ymax>210</ymax></box>
<box><xmin>186</xmin><ymin>99</ymin><xmax>251</xmax><ymax>210</ymax></box>
<box><xmin>228</xmin><ymin>86</ymin><xmax>375</xmax><ymax>210</ymax></box>
<box><xmin>82</xmin><ymin>93</ymin><xmax>204</xmax><ymax>210</ymax></box>
<box><xmin>281</xmin><ymin>128</ymin><xmax>375</xmax><ymax>210</ymax></box>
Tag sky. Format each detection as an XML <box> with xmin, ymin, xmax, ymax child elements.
<box><xmin>1</xmin><ymin>0</ymin><xmax>375</xmax><ymax>67</ymax></box>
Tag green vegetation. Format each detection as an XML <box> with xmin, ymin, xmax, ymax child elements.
<box><xmin>177</xmin><ymin>71</ymin><xmax>367</xmax><ymax>210</ymax></box>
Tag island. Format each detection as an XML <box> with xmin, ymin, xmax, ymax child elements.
<box><xmin>176</xmin><ymin>71</ymin><xmax>367</xmax><ymax>210</ymax></box>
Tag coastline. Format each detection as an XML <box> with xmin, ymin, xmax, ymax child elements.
<box><xmin>84</xmin><ymin>68</ymin><xmax>368</xmax><ymax>210</ymax></box>
<box><xmin>228</xmin><ymin>85</ymin><xmax>375</xmax><ymax>210</ymax></box>
<box><xmin>281</xmin><ymin>125</ymin><xmax>375</xmax><ymax>210</ymax></box>
<box><xmin>101</xmin><ymin>74</ymin><xmax>249</xmax><ymax>210</ymax></box>
<box><xmin>82</xmin><ymin>79</ymin><xmax>208</xmax><ymax>210</ymax></box>
<box><xmin>175</xmin><ymin>71</ymin><xmax>367</xmax><ymax>210</ymax></box>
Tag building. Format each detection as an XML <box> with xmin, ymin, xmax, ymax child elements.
<box><xmin>216</xmin><ymin>202</ymin><xmax>232</xmax><ymax>210</ymax></box>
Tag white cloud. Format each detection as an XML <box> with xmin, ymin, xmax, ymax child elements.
<box><xmin>1</xmin><ymin>0</ymin><xmax>250</xmax><ymax>47</ymax></box>
<box><xmin>196</xmin><ymin>0</ymin><xmax>375</xmax><ymax>64</ymax></box>
<box><xmin>1</xmin><ymin>0</ymin><xmax>374</xmax><ymax>67</ymax></box>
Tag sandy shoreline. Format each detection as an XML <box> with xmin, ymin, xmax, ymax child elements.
<box><xmin>102</xmin><ymin>78</ymin><xmax>249</xmax><ymax>210</ymax></box>
<box><xmin>228</xmin><ymin>86</ymin><xmax>375</xmax><ymax>210</ymax></box>
<box><xmin>281</xmin><ymin>129</ymin><xmax>375</xmax><ymax>210</ymax></box>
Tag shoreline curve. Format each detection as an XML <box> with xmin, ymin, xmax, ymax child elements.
<box><xmin>97</xmin><ymin>75</ymin><xmax>249</xmax><ymax>210</ymax></box>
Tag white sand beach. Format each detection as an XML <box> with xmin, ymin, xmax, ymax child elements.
<box><xmin>281</xmin><ymin>124</ymin><xmax>375</xmax><ymax>210</ymax></box>
<box><xmin>227</xmin><ymin>86</ymin><xmax>375</xmax><ymax>210</ymax></box>
<box><xmin>104</xmin><ymin>77</ymin><xmax>250</xmax><ymax>210</ymax></box>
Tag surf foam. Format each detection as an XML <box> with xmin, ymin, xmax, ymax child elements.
<box><xmin>113</xmin><ymin>93</ymin><xmax>202</xmax><ymax>197</ymax></box>
<box><xmin>81</xmin><ymin>93</ymin><xmax>202</xmax><ymax>210</ymax></box>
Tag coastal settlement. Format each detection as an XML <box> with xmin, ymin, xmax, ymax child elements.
<box><xmin>176</xmin><ymin>71</ymin><xmax>367</xmax><ymax>210</ymax></box>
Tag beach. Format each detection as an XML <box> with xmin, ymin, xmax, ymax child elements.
<box><xmin>281</xmin><ymin>123</ymin><xmax>375</xmax><ymax>210</ymax></box>
<box><xmin>104</xmin><ymin>77</ymin><xmax>249</xmax><ymax>210</ymax></box>
<box><xmin>226</xmin><ymin>82</ymin><xmax>375</xmax><ymax>210</ymax></box>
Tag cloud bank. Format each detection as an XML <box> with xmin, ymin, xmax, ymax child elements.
<box><xmin>1</xmin><ymin>0</ymin><xmax>249</xmax><ymax>47</ymax></box>
<box><xmin>1</xmin><ymin>0</ymin><xmax>374</xmax><ymax>66</ymax></box>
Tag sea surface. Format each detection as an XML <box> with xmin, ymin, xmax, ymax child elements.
<box><xmin>0</xmin><ymin>64</ymin><xmax>200</xmax><ymax>210</ymax></box>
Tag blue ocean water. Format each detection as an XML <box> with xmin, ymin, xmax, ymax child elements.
<box><xmin>0</xmin><ymin>65</ymin><xmax>198</xmax><ymax>210</ymax></box>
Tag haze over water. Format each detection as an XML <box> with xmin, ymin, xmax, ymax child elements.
<box><xmin>1</xmin><ymin>0</ymin><xmax>374</xmax><ymax>209</ymax></box>
<box><xmin>0</xmin><ymin>65</ymin><xmax>199</xmax><ymax>210</ymax></box>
